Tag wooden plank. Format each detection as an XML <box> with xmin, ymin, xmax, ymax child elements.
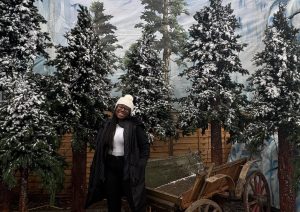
<box><xmin>149</xmin><ymin>153</ymin><xmax>169</xmax><ymax>157</ymax></box>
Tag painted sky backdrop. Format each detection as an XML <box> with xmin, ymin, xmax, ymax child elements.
<box><xmin>35</xmin><ymin>0</ymin><xmax>300</xmax><ymax>96</ymax></box>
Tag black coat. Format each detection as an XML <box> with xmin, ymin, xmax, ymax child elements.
<box><xmin>85</xmin><ymin>117</ymin><xmax>150</xmax><ymax>209</ymax></box>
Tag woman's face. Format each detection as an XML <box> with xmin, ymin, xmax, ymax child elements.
<box><xmin>115</xmin><ymin>104</ymin><xmax>131</xmax><ymax>119</ymax></box>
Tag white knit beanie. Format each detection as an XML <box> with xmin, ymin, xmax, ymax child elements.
<box><xmin>115</xmin><ymin>94</ymin><xmax>134</xmax><ymax>112</ymax></box>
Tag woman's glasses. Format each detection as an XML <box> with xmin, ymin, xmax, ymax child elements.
<box><xmin>117</xmin><ymin>104</ymin><xmax>130</xmax><ymax>113</ymax></box>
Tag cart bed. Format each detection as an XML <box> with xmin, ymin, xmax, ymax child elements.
<box><xmin>155</xmin><ymin>175</ymin><xmax>196</xmax><ymax>196</ymax></box>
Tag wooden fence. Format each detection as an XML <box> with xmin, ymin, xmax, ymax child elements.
<box><xmin>21</xmin><ymin>126</ymin><xmax>231</xmax><ymax>197</ymax></box>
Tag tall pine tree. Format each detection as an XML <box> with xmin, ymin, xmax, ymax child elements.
<box><xmin>178</xmin><ymin>0</ymin><xmax>248</xmax><ymax>165</ymax></box>
<box><xmin>90</xmin><ymin>1</ymin><xmax>121</xmax><ymax>51</ymax></box>
<box><xmin>48</xmin><ymin>5</ymin><xmax>113</xmax><ymax>211</ymax></box>
<box><xmin>136</xmin><ymin>0</ymin><xmax>187</xmax><ymax>153</ymax></box>
<box><xmin>136</xmin><ymin>0</ymin><xmax>188</xmax><ymax>84</ymax></box>
<box><xmin>247</xmin><ymin>5</ymin><xmax>300</xmax><ymax>211</ymax></box>
<box><xmin>118</xmin><ymin>30</ymin><xmax>176</xmax><ymax>140</ymax></box>
<box><xmin>0</xmin><ymin>0</ymin><xmax>64</xmax><ymax>210</ymax></box>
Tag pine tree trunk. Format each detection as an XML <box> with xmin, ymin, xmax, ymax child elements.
<box><xmin>210</xmin><ymin>120</ymin><xmax>222</xmax><ymax>165</ymax></box>
<box><xmin>19</xmin><ymin>168</ymin><xmax>28</xmax><ymax>212</ymax></box>
<box><xmin>71</xmin><ymin>143</ymin><xmax>87</xmax><ymax>212</ymax></box>
<box><xmin>162</xmin><ymin>0</ymin><xmax>171</xmax><ymax>85</ymax></box>
<box><xmin>0</xmin><ymin>180</ymin><xmax>12</xmax><ymax>212</ymax></box>
<box><xmin>278</xmin><ymin>126</ymin><xmax>296</xmax><ymax>212</ymax></box>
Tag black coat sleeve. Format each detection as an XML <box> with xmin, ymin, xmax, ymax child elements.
<box><xmin>85</xmin><ymin>123</ymin><xmax>106</xmax><ymax>208</ymax></box>
<box><xmin>136</xmin><ymin>125</ymin><xmax>150</xmax><ymax>162</ymax></box>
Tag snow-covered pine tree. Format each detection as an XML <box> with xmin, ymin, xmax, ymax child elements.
<box><xmin>247</xmin><ymin>5</ymin><xmax>300</xmax><ymax>211</ymax></box>
<box><xmin>49</xmin><ymin>5</ymin><xmax>113</xmax><ymax>148</ymax></box>
<box><xmin>0</xmin><ymin>0</ymin><xmax>64</xmax><ymax>210</ymax></box>
<box><xmin>48</xmin><ymin>5</ymin><xmax>113</xmax><ymax>211</ymax></box>
<box><xmin>118</xmin><ymin>30</ymin><xmax>176</xmax><ymax>140</ymax></box>
<box><xmin>178</xmin><ymin>0</ymin><xmax>248</xmax><ymax>165</ymax></box>
<box><xmin>0</xmin><ymin>76</ymin><xmax>65</xmax><ymax>209</ymax></box>
<box><xmin>0</xmin><ymin>0</ymin><xmax>51</xmax><ymax>78</ymax></box>
<box><xmin>136</xmin><ymin>0</ymin><xmax>188</xmax><ymax>84</ymax></box>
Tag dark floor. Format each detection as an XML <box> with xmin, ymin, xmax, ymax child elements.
<box><xmin>9</xmin><ymin>201</ymin><xmax>280</xmax><ymax>212</ymax></box>
<box><xmin>7</xmin><ymin>195</ymin><xmax>280</xmax><ymax>212</ymax></box>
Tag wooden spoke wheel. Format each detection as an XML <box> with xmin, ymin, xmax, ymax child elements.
<box><xmin>243</xmin><ymin>171</ymin><xmax>271</xmax><ymax>212</ymax></box>
<box><xmin>185</xmin><ymin>199</ymin><xmax>222</xmax><ymax>212</ymax></box>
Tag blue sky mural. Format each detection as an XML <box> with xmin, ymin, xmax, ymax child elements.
<box><xmin>35</xmin><ymin>0</ymin><xmax>300</xmax><ymax>97</ymax></box>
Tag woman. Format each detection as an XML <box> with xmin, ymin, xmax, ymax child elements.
<box><xmin>85</xmin><ymin>94</ymin><xmax>150</xmax><ymax>212</ymax></box>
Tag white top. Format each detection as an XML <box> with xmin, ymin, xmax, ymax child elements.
<box><xmin>109</xmin><ymin>124</ymin><xmax>125</xmax><ymax>156</ymax></box>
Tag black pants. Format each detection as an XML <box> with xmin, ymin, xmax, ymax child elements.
<box><xmin>105</xmin><ymin>155</ymin><xmax>136</xmax><ymax>212</ymax></box>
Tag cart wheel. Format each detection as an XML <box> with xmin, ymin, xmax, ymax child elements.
<box><xmin>185</xmin><ymin>199</ymin><xmax>222</xmax><ymax>212</ymax></box>
<box><xmin>243</xmin><ymin>171</ymin><xmax>271</xmax><ymax>212</ymax></box>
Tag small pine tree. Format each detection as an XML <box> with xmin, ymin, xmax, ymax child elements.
<box><xmin>247</xmin><ymin>5</ymin><xmax>300</xmax><ymax>211</ymax></box>
<box><xmin>178</xmin><ymin>0</ymin><xmax>248</xmax><ymax>165</ymax></box>
<box><xmin>0</xmin><ymin>75</ymin><xmax>65</xmax><ymax>207</ymax></box>
<box><xmin>48</xmin><ymin>5</ymin><xmax>114</xmax><ymax>211</ymax></box>
<box><xmin>118</xmin><ymin>30</ymin><xmax>176</xmax><ymax>140</ymax></box>
<box><xmin>0</xmin><ymin>0</ymin><xmax>64</xmax><ymax>210</ymax></box>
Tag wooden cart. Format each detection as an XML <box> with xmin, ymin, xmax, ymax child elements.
<box><xmin>146</xmin><ymin>157</ymin><xmax>271</xmax><ymax>212</ymax></box>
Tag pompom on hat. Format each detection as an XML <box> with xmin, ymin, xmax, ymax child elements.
<box><xmin>115</xmin><ymin>94</ymin><xmax>134</xmax><ymax>112</ymax></box>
